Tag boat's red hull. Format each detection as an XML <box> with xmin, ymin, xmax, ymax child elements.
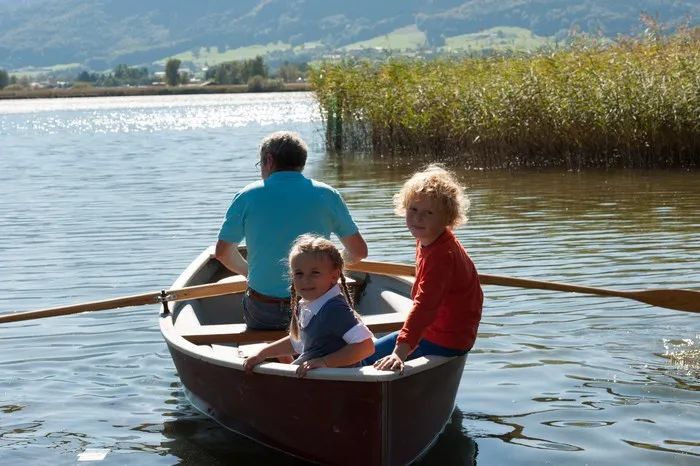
<box><xmin>168</xmin><ymin>344</ymin><xmax>465</xmax><ymax>465</ymax></box>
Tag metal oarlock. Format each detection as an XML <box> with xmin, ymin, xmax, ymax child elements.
<box><xmin>157</xmin><ymin>290</ymin><xmax>170</xmax><ymax>314</ymax></box>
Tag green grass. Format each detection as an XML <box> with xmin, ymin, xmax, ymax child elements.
<box><xmin>341</xmin><ymin>25</ymin><xmax>427</xmax><ymax>51</ymax></box>
<box><xmin>10</xmin><ymin>63</ymin><xmax>83</xmax><ymax>76</ymax></box>
<box><xmin>162</xmin><ymin>41</ymin><xmax>293</xmax><ymax>67</ymax></box>
<box><xmin>159</xmin><ymin>40</ymin><xmax>326</xmax><ymax>68</ymax></box>
<box><xmin>442</xmin><ymin>26</ymin><xmax>556</xmax><ymax>53</ymax></box>
<box><xmin>158</xmin><ymin>25</ymin><xmax>555</xmax><ymax>69</ymax></box>
<box><xmin>310</xmin><ymin>30</ymin><xmax>700</xmax><ymax>169</ymax></box>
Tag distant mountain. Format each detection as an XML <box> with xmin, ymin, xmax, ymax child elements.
<box><xmin>0</xmin><ymin>0</ymin><xmax>697</xmax><ymax>72</ymax></box>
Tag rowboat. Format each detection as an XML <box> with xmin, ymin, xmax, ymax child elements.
<box><xmin>159</xmin><ymin>245</ymin><xmax>468</xmax><ymax>465</ymax></box>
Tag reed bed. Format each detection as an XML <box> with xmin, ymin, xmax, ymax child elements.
<box><xmin>310</xmin><ymin>32</ymin><xmax>700</xmax><ymax>169</ymax></box>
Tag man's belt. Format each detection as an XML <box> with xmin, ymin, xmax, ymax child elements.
<box><xmin>246</xmin><ymin>287</ymin><xmax>291</xmax><ymax>304</ymax></box>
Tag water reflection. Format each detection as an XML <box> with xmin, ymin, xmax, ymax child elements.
<box><xmin>470</xmin><ymin>412</ymin><xmax>582</xmax><ymax>452</ymax></box>
<box><xmin>662</xmin><ymin>336</ymin><xmax>700</xmax><ymax>377</ymax></box>
<box><xmin>161</xmin><ymin>415</ymin><xmax>310</xmax><ymax>465</ymax></box>
<box><xmin>0</xmin><ymin>94</ymin><xmax>320</xmax><ymax>133</ymax></box>
<box><xmin>415</xmin><ymin>407</ymin><xmax>478</xmax><ymax>466</ymax></box>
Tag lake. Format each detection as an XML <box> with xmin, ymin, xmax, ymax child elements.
<box><xmin>1</xmin><ymin>92</ymin><xmax>698</xmax><ymax>465</ymax></box>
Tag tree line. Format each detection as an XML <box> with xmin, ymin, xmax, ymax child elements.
<box><xmin>0</xmin><ymin>56</ymin><xmax>307</xmax><ymax>91</ymax></box>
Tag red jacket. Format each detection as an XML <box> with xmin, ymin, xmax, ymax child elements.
<box><xmin>397</xmin><ymin>229</ymin><xmax>483</xmax><ymax>351</ymax></box>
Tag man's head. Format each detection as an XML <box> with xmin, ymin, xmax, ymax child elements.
<box><xmin>258</xmin><ymin>131</ymin><xmax>308</xmax><ymax>177</ymax></box>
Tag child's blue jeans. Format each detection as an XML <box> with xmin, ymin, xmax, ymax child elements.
<box><xmin>363</xmin><ymin>331</ymin><xmax>467</xmax><ymax>365</ymax></box>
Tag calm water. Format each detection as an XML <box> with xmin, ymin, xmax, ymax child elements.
<box><xmin>1</xmin><ymin>93</ymin><xmax>698</xmax><ymax>465</ymax></box>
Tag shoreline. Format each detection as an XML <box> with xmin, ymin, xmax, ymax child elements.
<box><xmin>0</xmin><ymin>82</ymin><xmax>312</xmax><ymax>100</ymax></box>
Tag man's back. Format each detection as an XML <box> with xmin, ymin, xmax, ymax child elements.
<box><xmin>218</xmin><ymin>171</ymin><xmax>358</xmax><ymax>297</ymax></box>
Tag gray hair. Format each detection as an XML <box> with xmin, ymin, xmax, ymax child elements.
<box><xmin>259</xmin><ymin>131</ymin><xmax>307</xmax><ymax>171</ymax></box>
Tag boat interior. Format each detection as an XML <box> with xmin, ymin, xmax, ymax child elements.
<box><xmin>167</xmin><ymin>248</ymin><xmax>412</xmax><ymax>348</ymax></box>
<box><xmin>159</xmin><ymin>247</ymin><xmax>455</xmax><ymax>380</ymax></box>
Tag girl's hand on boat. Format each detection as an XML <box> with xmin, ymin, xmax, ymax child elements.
<box><xmin>296</xmin><ymin>357</ymin><xmax>327</xmax><ymax>378</ymax></box>
<box><xmin>243</xmin><ymin>354</ymin><xmax>265</xmax><ymax>373</ymax></box>
<box><xmin>373</xmin><ymin>354</ymin><xmax>404</xmax><ymax>373</ymax></box>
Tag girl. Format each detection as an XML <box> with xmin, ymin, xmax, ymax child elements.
<box><xmin>243</xmin><ymin>234</ymin><xmax>374</xmax><ymax>377</ymax></box>
<box><xmin>365</xmin><ymin>164</ymin><xmax>483</xmax><ymax>372</ymax></box>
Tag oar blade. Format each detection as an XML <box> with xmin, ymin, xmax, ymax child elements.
<box><xmin>634</xmin><ymin>289</ymin><xmax>700</xmax><ymax>313</ymax></box>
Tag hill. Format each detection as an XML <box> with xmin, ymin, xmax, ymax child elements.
<box><xmin>0</xmin><ymin>0</ymin><xmax>697</xmax><ymax>72</ymax></box>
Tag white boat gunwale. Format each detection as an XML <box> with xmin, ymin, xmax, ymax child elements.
<box><xmin>159</xmin><ymin>245</ymin><xmax>462</xmax><ymax>383</ymax></box>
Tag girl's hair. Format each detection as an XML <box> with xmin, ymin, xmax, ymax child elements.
<box><xmin>287</xmin><ymin>234</ymin><xmax>356</xmax><ymax>340</ymax></box>
<box><xmin>393</xmin><ymin>164</ymin><xmax>469</xmax><ymax>228</ymax></box>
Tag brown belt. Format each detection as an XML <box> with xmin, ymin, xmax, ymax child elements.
<box><xmin>246</xmin><ymin>287</ymin><xmax>291</xmax><ymax>304</ymax></box>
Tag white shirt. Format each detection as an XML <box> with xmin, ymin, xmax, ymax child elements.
<box><xmin>290</xmin><ymin>284</ymin><xmax>373</xmax><ymax>354</ymax></box>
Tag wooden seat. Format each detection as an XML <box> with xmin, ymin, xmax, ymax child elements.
<box><xmin>179</xmin><ymin>311</ymin><xmax>406</xmax><ymax>345</ymax></box>
<box><xmin>216</xmin><ymin>275</ymin><xmax>247</xmax><ymax>284</ymax></box>
<box><xmin>216</xmin><ymin>274</ymin><xmax>360</xmax><ymax>290</ymax></box>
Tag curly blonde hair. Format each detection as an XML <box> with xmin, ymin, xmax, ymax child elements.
<box><xmin>393</xmin><ymin>164</ymin><xmax>469</xmax><ymax>228</ymax></box>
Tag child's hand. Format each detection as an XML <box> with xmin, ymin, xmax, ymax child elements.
<box><xmin>373</xmin><ymin>353</ymin><xmax>405</xmax><ymax>373</ymax></box>
<box><xmin>296</xmin><ymin>357</ymin><xmax>327</xmax><ymax>378</ymax></box>
<box><xmin>243</xmin><ymin>354</ymin><xmax>265</xmax><ymax>373</ymax></box>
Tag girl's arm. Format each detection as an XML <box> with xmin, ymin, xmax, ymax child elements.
<box><xmin>296</xmin><ymin>338</ymin><xmax>374</xmax><ymax>378</ymax></box>
<box><xmin>243</xmin><ymin>336</ymin><xmax>295</xmax><ymax>373</ymax></box>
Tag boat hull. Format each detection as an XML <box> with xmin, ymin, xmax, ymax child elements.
<box><xmin>160</xmin><ymin>247</ymin><xmax>468</xmax><ymax>465</ymax></box>
<box><xmin>167</xmin><ymin>343</ymin><xmax>466</xmax><ymax>466</ymax></box>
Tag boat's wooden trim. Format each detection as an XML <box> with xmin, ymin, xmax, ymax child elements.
<box><xmin>179</xmin><ymin>311</ymin><xmax>407</xmax><ymax>345</ymax></box>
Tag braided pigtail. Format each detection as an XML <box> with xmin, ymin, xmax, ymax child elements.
<box><xmin>339</xmin><ymin>274</ymin><xmax>355</xmax><ymax>309</ymax></box>
<box><xmin>339</xmin><ymin>274</ymin><xmax>363</xmax><ymax>323</ymax></box>
<box><xmin>288</xmin><ymin>282</ymin><xmax>301</xmax><ymax>340</ymax></box>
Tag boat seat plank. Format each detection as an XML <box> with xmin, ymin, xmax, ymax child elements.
<box><xmin>180</xmin><ymin>311</ymin><xmax>406</xmax><ymax>345</ymax></box>
<box><xmin>216</xmin><ymin>275</ymin><xmax>248</xmax><ymax>284</ymax></box>
<box><xmin>216</xmin><ymin>274</ymin><xmax>359</xmax><ymax>286</ymax></box>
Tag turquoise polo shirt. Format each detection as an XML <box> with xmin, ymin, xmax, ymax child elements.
<box><xmin>218</xmin><ymin>171</ymin><xmax>359</xmax><ymax>298</ymax></box>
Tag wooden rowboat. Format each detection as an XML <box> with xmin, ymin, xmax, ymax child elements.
<box><xmin>159</xmin><ymin>246</ymin><xmax>468</xmax><ymax>465</ymax></box>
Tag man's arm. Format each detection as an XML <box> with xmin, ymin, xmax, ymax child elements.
<box><xmin>214</xmin><ymin>239</ymin><xmax>249</xmax><ymax>276</ymax></box>
<box><xmin>339</xmin><ymin>232</ymin><xmax>368</xmax><ymax>265</ymax></box>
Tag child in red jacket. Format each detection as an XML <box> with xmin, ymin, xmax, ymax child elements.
<box><xmin>366</xmin><ymin>164</ymin><xmax>483</xmax><ymax>372</ymax></box>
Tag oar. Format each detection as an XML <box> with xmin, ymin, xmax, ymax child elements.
<box><xmin>0</xmin><ymin>280</ymin><xmax>247</xmax><ymax>324</ymax></box>
<box><xmin>346</xmin><ymin>260</ymin><xmax>700</xmax><ymax>313</ymax></box>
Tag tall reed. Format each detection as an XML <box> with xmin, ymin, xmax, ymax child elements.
<box><xmin>310</xmin><ymin>30</ymin><xmax>699</xmax><ymax>169</ymax></box>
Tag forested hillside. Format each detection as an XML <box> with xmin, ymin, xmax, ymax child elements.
<box><xmin>0</xmin><ymin>0</ymin><xmax>697</xmax><ymax>70</ymax></box>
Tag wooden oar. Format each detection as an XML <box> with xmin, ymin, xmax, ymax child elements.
<box><xmin>0</xmin><ymin>280</ymin><xmax>247</xmax><ymax>324</ymax></box>
<box><xmin>3</xmin><ymin>259</ymin><xmax>697</xmax><ymax>324</ymax></box>
<box><xmin>347</xmin><ymin>260</ymin><xmax>700</xmax><ymax>313</ymax></box>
